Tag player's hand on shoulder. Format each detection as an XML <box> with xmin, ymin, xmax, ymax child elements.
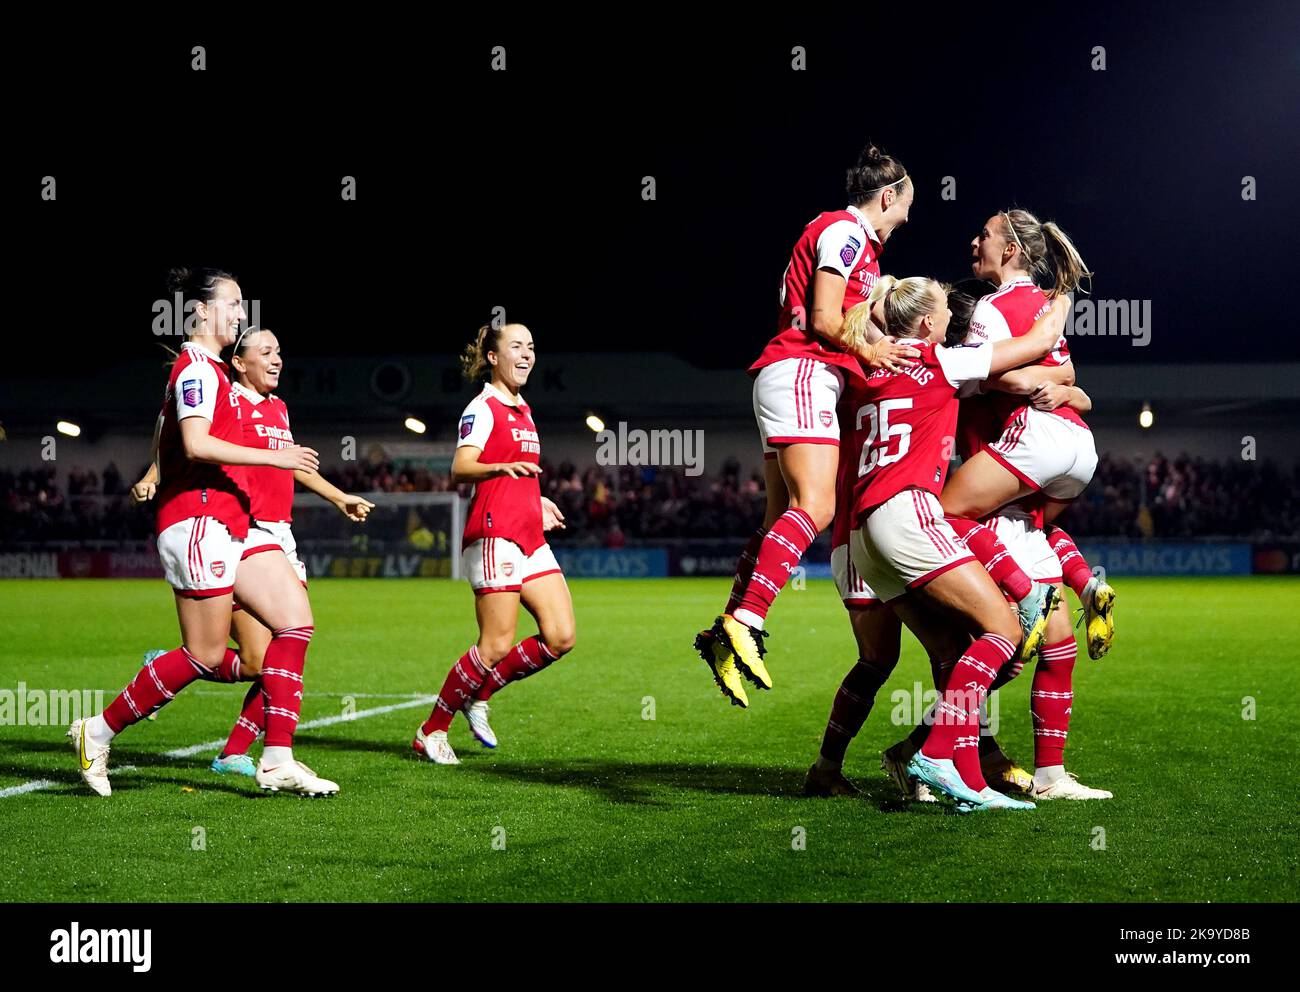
<box><xmin>864</xmin><ymin>336</ymin><xmax>920</xmax><ymax>373</ymax></box>
<box><xmin>272</xmin><ymin>445</ymin><xmax>320</xmax><ymax>473</ymax></box>
<box><xmin>498</xmin><ymin>461</ymin><xmax>542</xmax><ymax>479</ymax></box>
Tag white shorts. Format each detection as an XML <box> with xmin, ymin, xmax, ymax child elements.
<box><xmin>850</xmin><ymin>489</ymin><xmax>976</xmax><ymax>603</ymax></box>
<box><xmin>988</xmin><ymin>513</ymin><xmax>1062</xmax><ymax>585</ymax></box>
<box><xmin>831</xmin><ymin>542</ymin><xmax>880</xmax><ymax>606</ymax></box>
<box><xmin>157</xmin><ymin>516</ymin><xmax>243</xmax><ymax>597</ymax></box>
<box><xmin>462</xmin><ymin>538</ymin><xmax>562</xmax><ymax>594</ymax></box>
<box><xmin>242</xmin><ymin>519</ymin><xmax>307</xmax><ymax>584</ymax></box>
<box><xmin>986</xmin><ymin>408</ymin><xmax>1098</xmax><ymax>501</ymax></box>
<box><xmin>753</xmin><ymin>357</ymin><xmax>845</xmax><ymax>455</ymax></box>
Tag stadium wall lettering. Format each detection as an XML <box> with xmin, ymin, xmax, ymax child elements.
<box><xmin>1078</xmin><ymin>543</ymin><xmax>1251</xmax><ymax>576</ymax></box>
<box><xmin>551</xmin><ymin>548</ymin><xmax>668</xmax><ymax>579</ymax></box>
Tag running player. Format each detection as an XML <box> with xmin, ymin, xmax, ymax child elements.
<box><xmin>68</xmin><ymin>267</ymin><xmax>336</xmax><ymax>797</ymax></box>
<box><xmin>131</xmin><ymin>329</ymin><xmax>376</xmax><ymax>774</ymax></box>
<box><xmin>846</xmin><ymin>276</ymin><xmax>1064</xmax><ymax>811</ymax></box>
<box><xmin>413</xmin><ymin>323</ymin><xmax>575</xmax><ymax>765</ymax></box>
<box><xmin>697</xmin><ymin>143</ymin><xmax>920</xmax><ymax>707</ymax></box>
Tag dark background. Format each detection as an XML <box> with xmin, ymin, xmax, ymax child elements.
<box><xmin>8</xmin><ymin>5</ymin><xmax>1300</xmax><ymax>385</ymax></box>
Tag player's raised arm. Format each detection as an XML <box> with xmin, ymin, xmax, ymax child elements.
<box><xmin>293</xmin><ymin>468</ymin><xmax>376</xmax><ymax>521</ymax></box>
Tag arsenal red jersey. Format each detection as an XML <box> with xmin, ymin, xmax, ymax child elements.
<box><xmin>962</xmin><ymin>277</ymin><xmax>1087</xmax><ymax>439</ymax></box>
<box><xmin>233</xmin><ymin>382</ymin><xmax>295</xmax><ymax>523</ymax></box>
<box><xmin>750</xmin><ymin>206</ymin><xmax>883</xmax><ymax>385</ymax></box>
<box><xmin>156</xmin><ymin>342</ymin><xmax>251</xmax><ymax>539</ymax></box>
<box><xmin>458</xmin><ymin>382</ymin><xmax>544</xmax><ymax>556</ymax></box>
<box><xmin>851</xmin><ymin>340</ymin><xmax>993</xmax><ymax>523</ymax></box>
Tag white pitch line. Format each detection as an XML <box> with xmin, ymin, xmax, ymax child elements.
<box><xmin>0</xmin><ymin>695</ymin><xmax>436</xmax><ymax>797</ymax></box>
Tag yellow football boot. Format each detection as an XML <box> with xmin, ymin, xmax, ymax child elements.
<box><xmin>716</xmin><ymin>614</ymin><xmax>772</xmax><ymax>691</ymax></box>
<box><xmin>694</xmin><ymin>628</ymin><xmax>748</xmax><ymax>708</ymax></box>
<box><xmin>1080</xmin><ymin>577</ymin><xmax>1116</xmax><ymax>659</ymax></box>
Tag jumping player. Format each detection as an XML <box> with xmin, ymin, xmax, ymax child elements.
<box><xmin>941</xmin><ymin>211</ymin><xmax>1116</xmax><ymax>653</ymax></box>
<box><xmin>68</xmin><ymin>267</ymin><xmax>336</xmax><ymax>797</ymax></box>
<box><xmin>697</xmin><ymin>143</ymin><xmax>920</xmax><ymax>707</ymax></box>
<box><xmin>413</xmin><ymin>323</ymin><xmax>575</xmax><ymax>765</ymax></box>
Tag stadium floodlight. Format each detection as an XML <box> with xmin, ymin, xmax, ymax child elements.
<box><xmin>1139</xmin><ymin>404</ymin><xmax>1154</xmax><ymax>429</ymax></box>
<box><xmin>56</xmin><ymin>420</ymin><xmax>81</xmax><ymax>437</ymax></box>
<box><xmin>404</xmin><ymin>416</ymin><xmax>427</xmax><ymax>435</ymax></box>
<box><xmin>585</xmin><ymin>413</ymin><xmax>606</xmax><ymax>433</ymax></box>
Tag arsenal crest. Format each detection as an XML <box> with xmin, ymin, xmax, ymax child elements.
<box><xmin>819</xmin><ymin>410</ymin><xmax>833</xmax><ymax>428</ymax></box>
<box><xmin>210</xmin><ymin>561</ymin><xmax>226</xmax><ymax>578</ymax></box>
<box><xmin>501</xmin><ymin>562</ymin><xmax>515</xmax><ymax>577</ymax></box>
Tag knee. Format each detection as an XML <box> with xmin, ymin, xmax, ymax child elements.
<box><xmin>794</xmin><ymin>499</ymin><xmax>834</xmax><ymax>534</ymax></box>
<box><xmin>478</xmin><ymin>637</ymin><xmax>515</xmax><ymax>667</ymax></box>
<box><xmin>186</xmin><ymin>643</ymin><xmax>229</xmax><ymax>671</ymax></box>
<box><xmin>988</xmin><ymin>611</ymin><xmax>1022</xmax><ymax>648</ymax></box>
<box><xmin>541</xmin><ymin>627</ymin><xmax>576</xmax><ymax>658</ymax></box>
<box><xmin>239</xmin><ymin>646</ymin><xmax>265</xmax><ymax>678</ymax></box>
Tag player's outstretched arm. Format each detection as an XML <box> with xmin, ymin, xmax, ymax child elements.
<box><xmin>293</xmin><ymin>468</ymin><xmax>376</xmax><ymax>522</ymax></box>
<box><xmin>451</xmin><ymin>445</ymin><xmax>541</xmax><ymax>484</ymax></box>
<box><xmin>179</xmin><ymin>417</ymin><xmax>319</xmax><ymax>472</ymax></box>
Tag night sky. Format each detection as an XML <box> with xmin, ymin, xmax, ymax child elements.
<box><xmin>10</xmin><ymin>6</ymin><xmax>1299</xmax><ymax>388</ymax></box>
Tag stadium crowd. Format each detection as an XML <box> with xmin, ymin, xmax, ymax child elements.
<box><xmin>4</xmin><ymin>453</ymin><xmax>1298</xmax><ymax>547</ymax></box>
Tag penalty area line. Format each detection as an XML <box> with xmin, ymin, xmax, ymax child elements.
<box><xmin>0</xmin><ymin>695</ymin><xmax>436</xmax><ymax>798</ymax></box>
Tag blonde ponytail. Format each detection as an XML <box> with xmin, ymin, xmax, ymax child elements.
<box><xmin>1040</xmin><ymin>221</ymin><xmax>1093</xmax><ymax>298</ymax></box>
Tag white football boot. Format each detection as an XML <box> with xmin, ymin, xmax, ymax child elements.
<box><xmin>255</xmin><ymin>758</ymin><xmax>339</xmax><ymax>796</ymax></box>
<box><xmin>67</xmin><ymin>719</ymin><xmax>111</xmax><ymax>797</ymax></box>
<box><xmin>412</xmin><ymin>727</ymin><xmax>460</xmax><ymax>765</ymax></box>
<box><xmin>462</xmin><ymin>701</ymin><xmax>498</xmax><ymax>748</ymax></box>
<box><xmin>1031</xmin><ymin>771</ymin><xmax>1113</xmax><ymax>800</ymax></box>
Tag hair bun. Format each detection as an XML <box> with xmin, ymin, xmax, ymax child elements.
<box><xmin>166</xmin><ymin>266</ymin><xmax>192</xmax><ymax>295</ymax></box>
<box><xmin>859</xmin><ymin>144</ymin><xmax>884</xmax><ymax>165</ymax></box>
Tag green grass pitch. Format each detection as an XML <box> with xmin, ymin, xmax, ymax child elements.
<box><xmin>1</xmin><ymin>576</ymin><xmax>1297</xmax><ymax>902</ymax></box>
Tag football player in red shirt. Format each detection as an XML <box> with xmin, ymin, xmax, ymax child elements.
<box><xmin>68</xmin><ymin>268</ymin><xmax>333</xmax><ymax>797</ymax></box>
<box><xmin>845</xmin><ymin>276</ymin><xmax>1064</xmax><ymax>810</ymax></box>
<box><xmin>132</xmin><ymin>328</ymin><xmax>376</xmax><ymax>775</ymax></box>
<box><xmin>414</xmin><ymin>323</ymin><xmax>574</xmax><ymax>765</ymax></box>
<box><xmin>697</xmin><ymin>144</ymin><xmax>920</xmax><ymax>708</ymax></box>
<box><xmin>942</xmin><ymin>210</ymin><xmax>1116</xmax><ymax>657</ymax></box>
<box><xmin>806</xmin><ymin>282</ymin><xmax>1079</xmax><ymax>800</ymax></box>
